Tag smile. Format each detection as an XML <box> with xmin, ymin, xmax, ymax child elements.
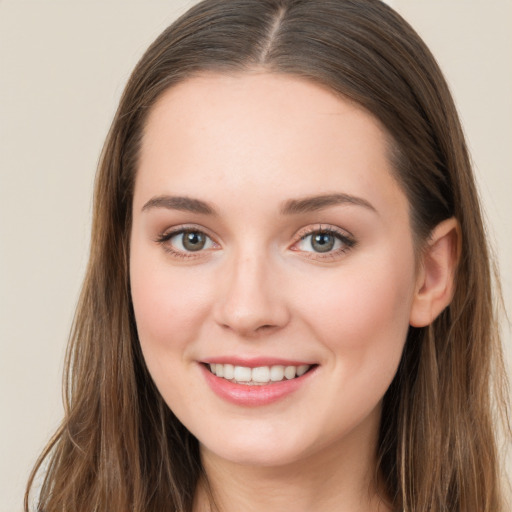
<box><xmin>208</xmin><ymin>363</ymin><xmax>311</xmax><ymax>385</ymax></box>
<box><xmin>201</xmin><ymin>360</ymin><xmax>317</xmax><ymax>406</ymax></box>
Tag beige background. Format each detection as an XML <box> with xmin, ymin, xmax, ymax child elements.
<box><xmin>0</xmin><ymin>1</ymin><xmax>510</xmax><ymax>511</ymax></box>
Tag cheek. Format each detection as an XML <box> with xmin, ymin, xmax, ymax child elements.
<box><xmin>129</xmin><ymin>250</ymin><xmax>212</xmax><ymax>363</ymax></box>
<box><xmin>284</xmin><ymin>250</ymin><xmax>417</xmax><ymax>445</ymax></box>
<box><xmin>129</xmin><ymin>254</ymin><xmax>218</xmax><ymax>418</ymax></box>
<box><xmin>298</xmin><ymin>251</ymin><xmax>416</xmax><ymax>373</ymax></box>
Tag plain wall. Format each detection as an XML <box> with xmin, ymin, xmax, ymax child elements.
<box><xmin>0</xmin><ymin>1</ymin><xmax>510</xmax><ymax>511</ymax></box>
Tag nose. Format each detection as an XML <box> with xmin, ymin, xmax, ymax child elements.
<box><xmin>213</xmin><ymin>249</ymin><xmax>290</xmax><ymax>337</ymax></box>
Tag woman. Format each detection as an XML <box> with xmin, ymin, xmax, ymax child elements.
<box><xmin>25</xmin><ymin>0</ymin><xmax>510</xmax><ymax>511</ymax></box>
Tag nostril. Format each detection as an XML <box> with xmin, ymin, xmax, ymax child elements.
<box><xmin>256</xmin><ymin>324</ymin><xmax>277</xmax><ymax>332</ymax></box>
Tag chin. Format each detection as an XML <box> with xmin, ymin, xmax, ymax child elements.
<box><xmin>193</xmin><ymin>418</ymin><xmax>308</xmax><ymax>466</ymax></box>
<box><xmin>201</xmin><ymin>439</ymin><xmax>307</xmax><ymax>468</ymax></box>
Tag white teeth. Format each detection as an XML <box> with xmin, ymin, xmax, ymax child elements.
<box><xmin>284</xmin><ymin>366</ymin><xmax>296</xmax><ymax>380</ymax></box>
<box><xmin>270</xmin><ymin>365</ymin><xmax>285</xmax><ymax>381</ymax></box>
<box><xmin>252</xmin><ymin>366</ymin><xmax>270</xmax><ymax>383</ymax></box>
<box><xmin>297</xmin><ymin>364</ymin><xmax>309</xmax><ymax>376</ymax></box>
<box><xmin>223</xmin><ymin>364</ymin><xmax>234</xmax><ymax>380</ymax></box>
<box><xmin>208</xmin><ymin>363</ymin><xmax>312</xmax><ymax>384</ymax></box>
<box><xmin>234</xmin><ymin>366</ymin><xmax>252</xmax><ymax>382</ymax></box>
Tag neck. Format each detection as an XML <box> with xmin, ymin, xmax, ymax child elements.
<box><xmin>193</xmin><ymin>411</ymin><xmax>391</xmax><ymax>512</ymax></box>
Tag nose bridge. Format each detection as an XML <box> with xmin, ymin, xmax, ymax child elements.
<box><xmin>214</xmin><ymin>242</ymin><xmax>289</xmax><ymax>336</ymax></box>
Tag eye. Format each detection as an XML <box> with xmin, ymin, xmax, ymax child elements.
<box><xmin>171</xmin><ymin>230</ymin><xmax>212</xmax><ymax>252</ymax></box>
<box><xmin>301</xmin><ymin>231</ymin><xmax>338</xmax><ymax>253</ymax></box>
<box><xmin>157</xmin><ymin>227</ymin><xmax>218</xmax><ymax>256</ymax></box>
<box><xmin>293</xmin><ymin>227</ymin><xmax>355</xmax><ymax>256</ymax></box>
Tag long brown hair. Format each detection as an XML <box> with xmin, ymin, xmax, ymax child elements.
<box><xmin>26</xmin><ymin>1</ymin><xmax>510</xmax><ymax>510</ymax></box>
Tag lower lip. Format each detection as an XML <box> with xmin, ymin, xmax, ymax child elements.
<box><xmin>200</xmin><ymin>364</ymin><xmax>316</xmax><ymax>406</ymax></box>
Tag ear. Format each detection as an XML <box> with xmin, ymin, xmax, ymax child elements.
<box><xmin>409</xmin><ymin>217</ymin><xmax>461</xmax><ymax>327</ymax></box>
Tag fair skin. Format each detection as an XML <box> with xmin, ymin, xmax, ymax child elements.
<box><xmin>130</xmin><ymin>72</ymin><xmax>458</xmax><ymax>512</ymax></box>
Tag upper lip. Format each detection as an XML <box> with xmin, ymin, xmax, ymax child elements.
<box><xmin>201</xmin><ymin>357</ymin><xmax>316</xmax><ymax>368</ymax></box>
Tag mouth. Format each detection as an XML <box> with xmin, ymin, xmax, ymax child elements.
<box><xmin>203</xmin><ymin>362</ymin><xmax>316</xmax><ymax>385</ymax></box>
<box><xmin>200</xmin><ymin>360</ymin><xmax>318</xmax><ymax>406</ymax></box>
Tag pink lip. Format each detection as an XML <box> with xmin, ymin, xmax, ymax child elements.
<box><xmin>199</xmin><ymin>363</ymin><xmax>317</xmax><ymax>407</ymax></box>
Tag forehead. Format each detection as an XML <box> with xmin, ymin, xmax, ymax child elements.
<box><xmin>142</xmin><ymin>71</ymin><xmax>389</xmax><ymax>161</ymax></box>
<box><xmin>135</xmin><ymin>72</ymin><xmax>407</xmax><ymax>218</ymax></box>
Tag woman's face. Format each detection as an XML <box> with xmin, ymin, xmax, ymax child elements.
<box><xmin>130</xmin><ymin>73</ymin><xmax>421</xmax><ymax>467</ymax></box>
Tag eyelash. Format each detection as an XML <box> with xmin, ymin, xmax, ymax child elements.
<box><xmin>155</xmin><ymin>224</ymin><xmax>219</xmax><ymax>260</ymax></box>
<box><xmin>155</xmin><ymin>224</ymin><xmax>356</xmax><ymax>261</ymax></box>
<box><xmin>292</xmin><ymin>225</ymin><xmax>356</xmax><ymax>260</ymax></box>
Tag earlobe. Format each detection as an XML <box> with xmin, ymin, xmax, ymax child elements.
<box><xmin>409</xmin><ymin>217</ymin><xmax>461</xmax><ymax>327</ymax></box>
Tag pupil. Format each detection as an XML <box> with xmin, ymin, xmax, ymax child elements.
<box><xmin>183</xmin><ymin>231</ymin><xmax>206</xmax><ymax>251</ymax></box>
<box><xmin>312</xmin><ymin>232</ymin><xmax>334</xmax><ymax>253</ymax></box>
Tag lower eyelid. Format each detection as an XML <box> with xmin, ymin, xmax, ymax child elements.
<box><xmin>300</xmin><ymin>246</ymin><xmax>352</xmax><ymax>261</ymax></box>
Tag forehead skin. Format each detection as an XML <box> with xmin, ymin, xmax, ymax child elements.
<box><xmin>134</xmin><ymin>72</ymin><xmax>408</xmax><ymax>227</ymax></box>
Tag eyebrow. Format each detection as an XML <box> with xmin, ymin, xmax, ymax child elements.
<box><xmin>280</xmin><ymin>193</ymin><xmax>377</xmax><ymax>215</ymax></box>
<box><xmin>141</xmin><ymin>192</ymin><xmax>377</xmax><ymax>216</ymax></box>
<box><xmin>142</xmin><ymin>195</ymin><xmax>216</xmax><ymax>215</ymax></box>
